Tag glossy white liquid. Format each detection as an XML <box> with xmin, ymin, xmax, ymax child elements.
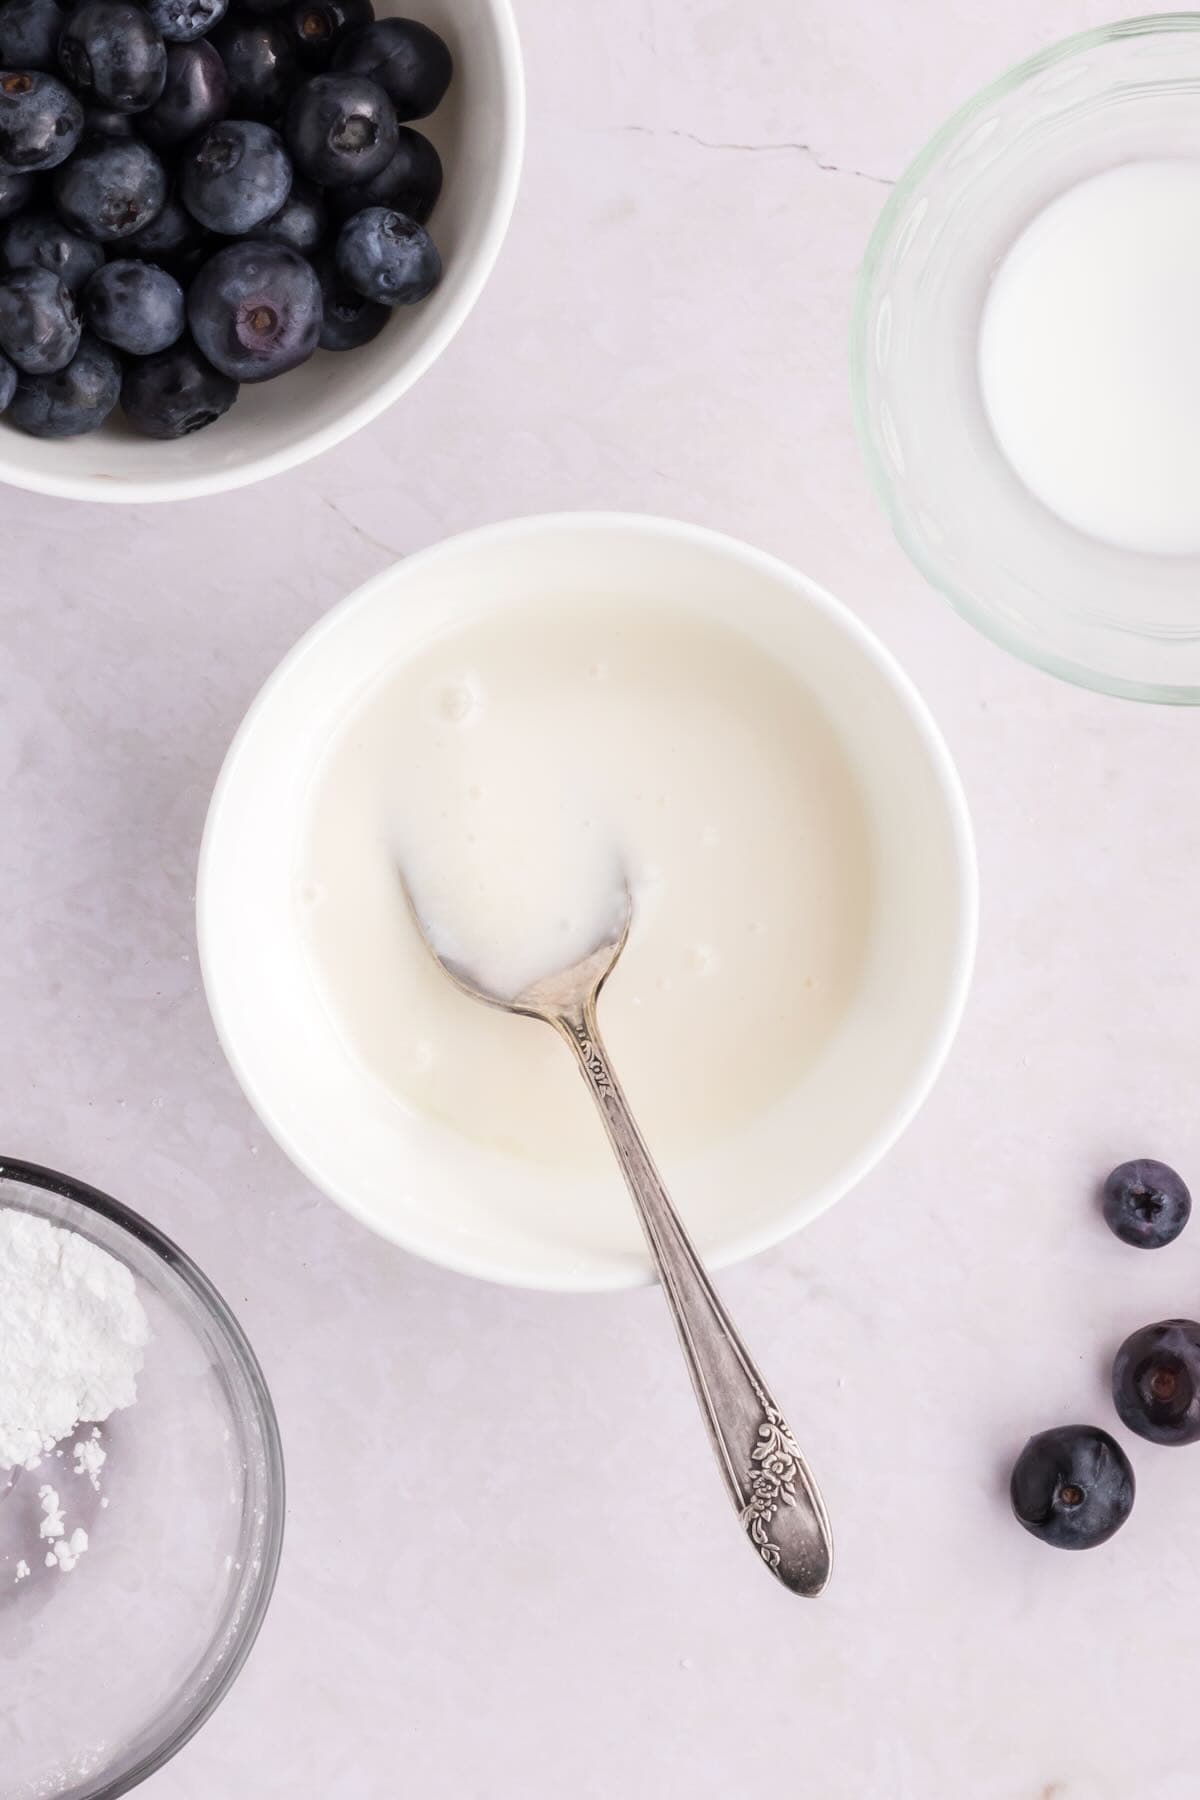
<box><xmin>979</xmin><ymin>160</ymin><xmax>1200</xmax><ymax>556</ymax></box>
<box><xmin>296</xmin><ymin>595</ymin><xmax>873</xmax><ymax>1170</ymax></box>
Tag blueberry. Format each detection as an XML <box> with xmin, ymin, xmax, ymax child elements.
<box><xmin>122</xmin><ymin>187</ymin><xmax>202</xmax><ymax>263</ymax></box>
<box><xmin>285</xmin><ymin>71</ymin><xmax>396</xmax><ymax>187</ymax></box>
<box><xmin>1010</xmin><ymin>1424</ymin><xmax>1134</xmax><ymax>1550</ymax></box>
<box><xmin>0</xmin><ymin>264</ymin><xmax>78</xmax><ymax>369</ymax></box>
<box><xmin>332</xmin><ymin>18</ymin><xmax>450</xmax><ymax>121</ymax></box>
<box><xmin>314</xmin><ymin>247</ymin><xmax>385</xmax><ymax>348</ymax></box>
<box><xmin>188</xmin><ymin>238</ymin><xmax>320</xmax><ymax>379</ymax></box>
<box><xmin>335</xmin><ymin>204</ymin><xmax>438</xmax><ymax>304</ymax></box>
<box><xmin>81</xmin><ymin>103</ymin><xmax>135</xmax><ymax>136</ymax></box>
<box><xmin>0</xmin><ymin>164</ymin><xmax>34</xmax><ymax>216</ymax></box>
<box><xmin>2</xmin><ymin>209</ymin><xmax>104</xmax><ymax>291</ymax></box>
<box><xmin>53</xmin><ymin>136</ymin><xmax>166</xmax><ymax>240</ymax></box>
<box><xmin>326</xmin><ymin>124</ymin><xmax>439</xmax><ymax>224</ymax></box>
<box><xmin>287</xmin><ymin>0</ymin><xmax>371</xmax><ymax>70</ymax></box>
<box><xmin>140</xmin><ymin>40</ymin><xmax>228</xmax><ymax>150</ymax></box>
<box><xmin>83</xmin><ymin>256</ymin><xmax>183</xmax><ymax>353</ymax></box>
<box><xmin>0</xmin><ymin>345</ymin><xmax>14</xmax><ymax>408</ymax></box>
<box><xmin>1113</xmin><ymin>1319</ymin><xmax>1200</xmax><ymax>1446</ymax></box>
<box><xmin>58</xmin><ymin>0</ymin><xmax>167</xmax><ymax>114</ymax></box>
<box><xmin>1102</xmin><ymin>1159</ymin><xmax>1191</xmax><ymax>1249</ymax></box>
<box><xmin>255</xmin><ymin>174</ymin><xmax>323</xmax><ymax>253</ymax></box>
<box><xmin>8</xmin><ymin>328</ymin><xmax>118</xmax><ymax>432</ymax></box>
<box><xmin>142</xmin><ymin>0</ymin><xmax>226</xmax><ymax>46</ymax></box>
<box><xmin>211</xmin><ymin>16</ymin><xmax>296</xmax><ymax>123</ymax></box>
<box><xmin>181</xmin><ymin>119</ymin><xmax>290</xmax><ymax>235</ymax></box>
<box><xmin>120</xmin><ymin>333</ymin><xmax>237</xmax><ymax>434</ymax></box>
<box><xmin>0</xmin><ymin>0</ymin><xmax>65</xmax><ymax>71</ymax></box>
<box><xmin>0</xmin><ymin>69</ymin><xmax>82</xmax><ymax>170</ymax></box>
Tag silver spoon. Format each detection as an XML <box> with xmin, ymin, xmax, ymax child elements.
<box><xmin>403</xmin><ymin>878</ymin><xmax>833</xmax><ymax>1596</ymax></box>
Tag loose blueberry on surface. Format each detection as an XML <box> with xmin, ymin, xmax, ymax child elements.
<box><xmin>255</xmin><ymin>174</ymin><xmax>323</xmax><ymax>253</ymax></box>
<box><xmin>83</xmin><ymin>256</ymin><xmax>184</xmax><ymax>353</ymax></box>
<box><xmin>0</xmin><ymin>69</ymin><xmax>82</xmax><ymax>171</ymax></box>
<box><xmin>0</xmin><ymin>344</ymin><xmax>15</xmax><ymax>408</ymax></box>
<box><xmin>333</xmin><ymin>17</ymin><xmax>450</xmax><ymax>120</ymax></box>
<box><xmin>188</xmin><ymin>238</ymin><xmax>320</xmax><ymax>379</ymax></box>
<box><xmin>7</xmin><ymin>326</ymin><xmax>118</xmax><ymax>432</ymax></box>
<box><xmin>0</xmin><ymin>164</ymin><xmax>33</xmax><ymax>216</ymax></box>
<box><xmin>211</xmin><ymin>16</ymin><xmax>297</xmax><ymax>123</ymax></box>
<box><xmin>335</xmin><ymin>203</ymin><xmax>438</xmax><ymax>304</ymax></box>
<box><xmin>1113</xmin><ymin>1319</ymin><xmax>1200</xmax><ymax>1446</ymax></box>
<box><xmin>53</xmin><ymin>135</ymin><xmax>167</xmax><ymax>240</ymax></box>
<box><xmin>285</xmin><ymin>70</ymin><xmax>397</xmax><ymax>187</ymax></box>
<box><xmin>142</xmin><ymin>0</ymin><xmax>226</xmax><ymax>46</ymax></box>
<box><xmin>2</xmin><ymin>208</ymin><xmax>104</xmax><ymax>290</ymax></box>
<box><xmin>1102</xmin><ymin>1159</ymin><xmax>1191</xmax><ymax>1249</ymax></box>
<box><xmin>139</xmin><ymin>40</ymin><xmax>228</xmax><ymax>150</ymax></box>
<box><xmin>326</xmin><ymin>124</ymin><xmax>439</xmax><ymax>223</ymax></box>
<box><xmin>58</xmin><ymin>0</ymin><xmax>167</xmax><ymax>114</ymax></box>
<box><xmin>0</xmin><ymin>0</ymin><xmax>65</xmax><ymax>72</ymax></box>
<box><xmin>181</xmin><ymin>118</ymin><xmax>291</xmax><ymax>235</ymax></box>
<box><xmin>1010</xmin><ymin>1424</ymin><xmax>1134</xmax><ymax>1550</ymax></box>
<box><xmin>314</xmin><ymin>245</ymin><xmax>386</xmax><ymax>348</ymax></box>
<box><xmin>120</xmin><ymin>333</ymin><xmax>237</xmax><ymax>434</ymax></box>
<box><xmin>0</xmin><ymin>263</ymin><xmax>78</xmax><ymax>369</ymax></box>
<box><xmin>287</xmin><ymin>0</ymin><xmax>372</xmax><ymax>70</ymax></box>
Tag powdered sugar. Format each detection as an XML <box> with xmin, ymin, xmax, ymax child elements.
<box><xmin>0</xmin><ymin>1210</ymin><xmax>149</xmax><ymax>1473</ymax></box>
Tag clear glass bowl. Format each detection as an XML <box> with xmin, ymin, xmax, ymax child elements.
<box><xmin>852</xmin><ymin>15</ymin><xmax>1200</xmax><ymax>703</ymax></box>
<box><xmin>0</xmin><ymin>1159</ymin><xmax>285</xmax><ymax>1799</ymax></box>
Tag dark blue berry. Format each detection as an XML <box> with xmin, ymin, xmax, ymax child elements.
<box><xmin>181</xmin><ymin>118</ymin><xmax>290</xmax><ymax>235</ymax></box>
<box><xmin>0</xmin><ymin>165</ymin><xmax>34</xmax><ymax>216</ymax></box>
<box><xmin>122</xmin><ymin>187</ymin><xmax>202</xmax><ymax>263</ymax></box>
<box><xmin>255</xmin><ymin>174</ymin><xmax>323</xmax><ymax>253</ymax></box>
<box><xmin>0</xmin><ymin>69</ymin><xmax>82</xmax><ymax>170</ymax></box>
<box><xmin>0</xmin><ymin>345</ymin><xmax>14</xmax><ymax>408</ymax></box>
<box><xmin>211</xmin><ymin>16</ymin><xmax>296</xmax><ymax>122</ymax></box>
<box><xmin>120</xmin><ymin>333</ymin><xmax>237</xmax><ymax>434</ymax></box>
<box><xmin>1113</xmin><ymin>1319</ymin><xmax>1200</xmax><ymax>1446</ymax></box>
<box><xmin>84</xmin><ymin>256</ymin><xmax>183</xmax><ymax>352</ymax></box>
<box><xmin>53</xmin><ymin>135</ymin><xmax>166</xmax><ymax>239</ymax></box>
<box><xmin>140</xmin><ymin>40</ymin><xmax>228</xmax><ymax>150</ymax></box>
<box><xmin>1102</xmin><ymin>1159</ymin><xmax>1191</xmax><ymax>1249</ymax></box>
<box><xmin>0</xmin><ymin>264</ymin><xmax>78</xmax><ymax>369</ymax></box>
<box><xmin>314</xmin><ymin>246</ymin><xmax>385</xmax><ymax>348</ymax></box>
<box><xmin>188</xmin><ymin>238</ymin><xmax>320</xmax><ymax>379</ymax></box>
<box><xmin>335</xmin><ymin>203</ymin><xmax>437</xmax><ymax>304</ymax></box>
<box><xmin>58</xmin><ymin>0</ymin><xmax>167</xmax><ymax>114</ymax></box>
<box><xmin>326</xmin><ymin>124</ymin><xmax>439</xmax><ymax>224</ymax></box>
<box><xmin>288</xmin><ymin>0</ymin><xmax>371</xmax><ymax>69</ymax></box>
<box><xmin>142</xmin><ymin>0</ymin><xmax>226</xmax><ymax>45</ymax></box>
<box><xmin>332</xmin><ymin>17</ymin><xmax>450</xmax><ymax>121</ymax></box>
<box><xmin>81</xmin><ymin>104</ymin><xmax>135</xmax><ymax>136</ymax></box>
<box><xmin>2</xmin><ymin>209</ymin><xmax>104</xmax><ymax>290</ymax></box>
<box><xmin>1010</xmin><ymin>1425</ymin><xmax>1134</xmax><ymax>1550</ymax></box>
<box><xmin>0</xmin><ymin>0</ymin><xmax>65</xmax><ymax>71</ymax></box>
<box><xmin>8</xmin><ymin>327</ymin><xmax>118</xmax><ymax>432</ymax></box>
<box><xmin>285</xmin><ymin>71</ymin><xmax>396</xmax><ymax>187</ymax></box>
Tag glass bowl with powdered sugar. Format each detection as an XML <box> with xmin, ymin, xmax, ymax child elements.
<box><xmin>0</xmin><ymin>1158</ymin><xmax>284</xmax><ymax>1800</ymax></box>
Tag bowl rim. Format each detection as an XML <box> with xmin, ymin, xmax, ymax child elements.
<box><xmin>0</xmin><ymin>1154</ymin><xmax>286</xmax><ymax>1800</ymax></box>
<box><xmin>0</xmin><ymin>0</ymin><xmax>526</xmax><ymax>506</ymax></box>
<box><xmin>850</xmin><ymin>11</ymin><xmax>1200</xmax><ymax>707</ymax></box>
<box><xmin>197</xmin><ymin>509</ymin><xmax>979</xmax><ymax>1292</ymax></box>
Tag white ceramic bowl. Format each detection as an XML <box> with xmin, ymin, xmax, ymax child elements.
<box><xmin>0</xmin><ymin>0</ymin><xmax>524</xmax><ymax>504</ymax></box>
<box><xmin>198</xmin><ymin>514</ymin><xmax>977</xmax><ymax>1291</ymax></box>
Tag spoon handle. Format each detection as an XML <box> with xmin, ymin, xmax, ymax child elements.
<box><xmin>554</xmin><ymin>997</ymin><xmax>833</xmax><ymax>1597</ymax></box>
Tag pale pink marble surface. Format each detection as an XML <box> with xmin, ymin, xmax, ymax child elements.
<box><xmin>4</xmin><ymin>2</ymin><xmax>1200</xmax><ymax>1796</ymax></box>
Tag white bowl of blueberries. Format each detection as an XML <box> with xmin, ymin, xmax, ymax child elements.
<box><xmin>0</xmin><ymin>0</ymin><xmax>523</xmax><ymax>499</ymax></box>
